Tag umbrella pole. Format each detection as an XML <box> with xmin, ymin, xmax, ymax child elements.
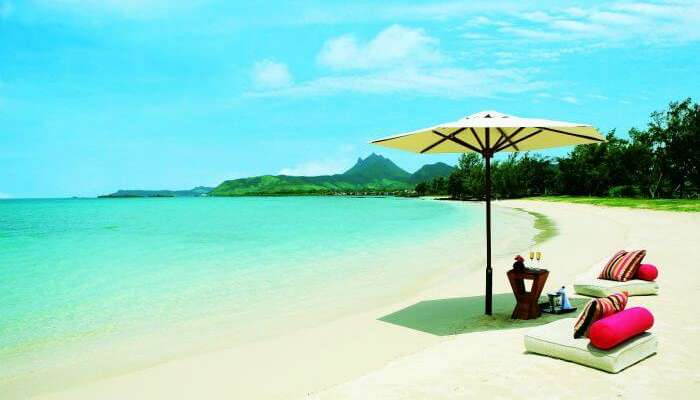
<box><xmin>484</xmin><ymin>145</ymin><xmax>493</xmax><ymax>315</ymax></box>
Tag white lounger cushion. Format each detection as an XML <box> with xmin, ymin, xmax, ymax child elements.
<box><xmin>574</xmin><ymin>276</ymin><xmax>659</xmax><ymax>297</ymax></box>
<box><xmin>524</xmin><ymin>318</ymin><xmax>657</xmax><ymax>373</ymax></box>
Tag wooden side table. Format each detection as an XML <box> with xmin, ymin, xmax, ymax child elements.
<box><xmin>506</xmin><ymin>268</ymin><xmax>549</xmax><ymax>320</ymax></box>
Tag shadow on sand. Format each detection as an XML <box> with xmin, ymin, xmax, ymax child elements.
<box><xmin>378</xmin><ymin>293</ymin><xmax>586</xmax><ymax>336</ymax></box>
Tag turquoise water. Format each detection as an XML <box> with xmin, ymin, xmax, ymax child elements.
<box><xmin>1</xmin><ymin>196</ymin><xmax>525</xmax><ymax>395</ymax></box>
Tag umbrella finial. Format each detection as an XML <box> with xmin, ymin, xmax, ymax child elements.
<box><xmin>466</xmin><ymin>110</ymin><xmax>511</xmax><ymax>120</ymax></box>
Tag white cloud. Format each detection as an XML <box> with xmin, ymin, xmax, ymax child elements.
<box><xmin>534</xmin><ymin>93</ymin><xmax>583</xmax><ymax>105</ymax></box>
<box><xmin>611</xmin><ymin>2</ymin><xmax>687</xmax><ymax>18</ymax></box>
<box><xmin>521</xmin><ymin>11</ymin><xmax>553</xmax><ymax>23</ymax></box>
<box><xmin>253</xmin><ymin>0</ymin><xmax>699</xmax><ymax>101</ymax></box>
<box><xmin>247</xmin><ymin>23</ymin><xmax>546</xmax><ymax>99</ymax></box>
<box><xmin>298</xmin><ymin>1</ymin><xmax>700</xmax><ymax>47</ymax></box>
<box><xmin>1</xmin><ymin>1</ymin><xmax>13</xmax><ymax>19</ymax></box>
<box><xmin>243</xmin><ymin>2</ymin><xmax>699</xmax><ymax>101</ymax></box>
<box><xmin>498</xmin><ymin>26</ymin><xmax>566</xmax><ymax>41</ymax></box>
<box><xmin>589</xmin><ymin>11</ymin><xmax>643</xmax><ymax>26</ymax></box>
<box><xmin>469</xmin><ymin>16</ymin><xmax>493</xmax><ymax>25</ymax></box>
<box><xmin>502</xmin><ymin>1</ymin><xmax>700</xmax><ymax>44</ymax></box>
<box><xmin>279</xmin><ymin>159</ymin><xmax>350</xmax><ymax>176</ymax></box>
<box><xmin>460</xmin><ymin>32</ymin><xmax>493</xmax><ymax>41</ymax></box>
<box><xmin>564</xmin><ymin>7</ymin><xmax>588</xmax><ymax>18</ymax></box>
<box><xmin>551</xmin><ymin>19</ymin><xmax>604</xmax><ymax>34</ymax></box>
<box><xmin>248</xmin><ymin>66</ymin><xmax>546</xmax><ymax>99</ymax></box>
<box><xmin>251</xmin><ymin>60</ymin><xmax>293</xmax><ymax>89</ymax></box>
<box><xmin>0</xmin><ymin>192</ymin><xmax>12</xmax><ymax>199</ymax></box>
<box><xmin>317</xmin><ymin>25</ymin><xmax>443</xmax><ymax>70</ymax></box>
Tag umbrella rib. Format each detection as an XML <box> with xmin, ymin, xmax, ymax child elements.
<box><xmin>371</xmin><ymin>132</ymin><xmax>416</xmax><ymax>144</ymax></box>
<box><xmin>430</xmin><ymin>130</ymin><xmax>483</xmax><ymax>154</ymax></box>
<box><xmin>469</xmin><ymin>127</ymin><xmax>485</xmax><ymax>151</ymax></box>
<box><xmin>496</xmin><ymin>127</ymin><xmax>520</xmax><ymax>151</ymax></box>
<box><xmin>492</xmin><ymin>127</ymin><xmax>524</xmax><ymax>151</ymax></box>
<box><xmin>494</xmin><ymin>129</ymin><xmax>543</xmax><ymax>152</ymax></box>
<box><xmin>420</xmin><ymin>128</ymin><xmax>466</xmax><ymax>153</ymax></box>
<box><xmin>492</xmin><ymin>136</ymin><xmax>505</xmax><ymax>151</ymax></box>
<box><xmin>536</xmin><ymin>127</ymin><xmax>605</xmax><ymax>142</ymax></box>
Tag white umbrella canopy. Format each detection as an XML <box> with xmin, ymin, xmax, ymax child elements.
<box><xmin>371</xmin><ymin>110</ymin><xmax>604</xmax><ymax>316</ymax></box>
<box><xmin>372</xmin><ymin>111</ymin><xmax>604</xmax><ymax>154</ymax></box>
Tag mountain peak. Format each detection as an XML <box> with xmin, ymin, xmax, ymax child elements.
<box><xmin>343</xmin><ymin>153</ymin><xmax>410</xmax><ymax>180</ymax></box>
<box><xmin>356</xmin><ymin>153</ymin><xmax>383</xmax><ymax>164</ymax></box>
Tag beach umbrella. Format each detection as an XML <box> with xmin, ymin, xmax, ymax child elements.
<box><xmin>371</xmin><ymin>111</ymin><xmax>604</xmax><ymax>315</ymax></box>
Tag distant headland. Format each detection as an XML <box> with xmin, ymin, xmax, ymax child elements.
<box><xmin>98</xmin><ymin>153</ymin><xmax>454</xmax><ymax>198</ymax></box>
<box><xmin>98</xmin><ymin>186</ymin><xmax>214</xmax><ymax>198</ymax></box>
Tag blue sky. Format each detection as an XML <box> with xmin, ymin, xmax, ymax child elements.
<box><xmin>1</xmin><ymin>0</ymin><xmax>699</xmax><ymax>197</ymax></box>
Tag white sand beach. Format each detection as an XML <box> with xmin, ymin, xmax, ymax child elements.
<box><xmin>37</xmin><ymin>200</ymin><xmax>700</xmax><ymax>399</ymax></box>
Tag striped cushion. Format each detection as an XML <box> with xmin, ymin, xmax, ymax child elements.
<box><xmin>598</xmin><ymin>250</ymin><xmax>627</xmax><ymax>279</ymax></box>
<box><xmin>573</xmin><ymin>300</ymin><xmax>598</xmax><ymax>338</ymax></box>
<box><xmin>595</xmin><ymin>291</ymin><xmax>629</xmax><ymax>319</ymax></box>
<box><xmin>598</xmin><ymin>250</ymin><xmax>647</xmax><ymax>281</ymax></box>
<box><xmin>573</xmin><ymin>292</ymin><xmax>629</xmax><ymax>338</ymax></box>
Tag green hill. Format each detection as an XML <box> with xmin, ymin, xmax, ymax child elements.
<box><xmin>210</xmin><ymin>154</ymin><xmax>454</xmax><ymax>196</ymax></box>
<box><xmin>209</xmin><ymin>174</ymin><xmax>411</xmax><ymax>196</ymax></box>
<box><xmin>409</xmin><ymin>162</ymin><xmax>455</xmax><ymax>184</ymax></box>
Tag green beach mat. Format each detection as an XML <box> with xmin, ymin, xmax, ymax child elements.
<box><xmin>379</xmin><ymin>293</ymin><xmax>587</xmax><ymax>336</ymax></box>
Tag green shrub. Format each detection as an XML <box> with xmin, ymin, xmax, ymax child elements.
<box><xmin>608</xmin><ymin>185</ymin><xmax>641</xmax><ymax>198</ymax></box>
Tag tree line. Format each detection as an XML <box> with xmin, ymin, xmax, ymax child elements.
<box><xmin>415</xmin><ymin>98</ymin><xmax>700</xmax><ymax>200</ymax></box>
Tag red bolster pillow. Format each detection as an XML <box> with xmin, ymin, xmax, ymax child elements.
<box><xmin>636</xmin><ymin>263</ymin><xmax>658</xmax><ymax>281</ymax></box>
<box><xmin>589</xmin><ymin>307</ymin><xmax>654</xmax><ymax>350</ymax></box>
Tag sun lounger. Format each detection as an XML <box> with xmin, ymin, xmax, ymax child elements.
<box><xmin>574</xmin><ymin>276</ymin><xmax>659</xmax><ymax>297</ymax></box>
<box><xmin>524</xmin><ymin>318</ymin><xmax>657</xmax><ymax>373</ymax></box>
<box><xmin>573</xmin><ymin>256</ymin><xmax>659</xmax><ymax>297</ymax></box>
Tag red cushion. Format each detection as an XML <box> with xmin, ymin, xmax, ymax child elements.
<box><xmin>589</xmin><ymin>307</ymin><xmax>654</xmax><ymax>350</ymax></box>
<box><xmin>636</xmin><ymin>263</ymin><xmax>658</xmax><ymax>281</ymax></box>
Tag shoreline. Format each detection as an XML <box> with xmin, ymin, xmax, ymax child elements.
<box><xmin>312</xmin><ymin>200</ymin><xmax>700</xmax><ymax>399</ymax></box>
<box><xmin>39</xmin><ymin>198</ymin><xmax>700</xmax><ymax>400</ymax></box>
<box><xmin>20</xmin><ymin>189</ymin><xmax>699</xmax><ymax>399</ymax></box>
<box><xmin>28</xmin><ymin>199</ymin><xmax>541</xmax><ymax>400</ymax></box>
<box><xmin>514</xmin><ymin>207</ymin><xmax>557</xmax><ymax>244</ymax></box>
